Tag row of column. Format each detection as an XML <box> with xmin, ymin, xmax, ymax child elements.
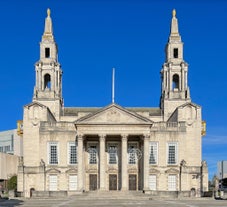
<box><xmin>77</xmin><ymin>134</ymin><xmax>150</xmax><ymax>191</ymax></box>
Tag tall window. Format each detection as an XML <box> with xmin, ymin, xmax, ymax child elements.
<box><xmin>149</xmin><ymin>175</ymin><xmax>157</xmax><ymax>190</ymax></box>
<box><xmin>168</xmin><ymin>175</ymin><xmax>176</xmax><ymax>191</ymax></box>
<box><xmin>49</xmin><ymin>175</ymin><xmax>57</xmax><ymax>191</ymax></box>
<box><xmin>68</xmin><ymin>142</ymin><xmax>77</xmax><ymax>164</ymax></box>
<box><xmin>89</xmin><ymin>145</ymin><xmax>97</xmax><ymax>164</ymax></box>
<box><xmin>48</xmin><ymin>142</ymin><xmax>58</xmax><ymax>165</ymax></box>
<box><xmin>149</xmin><ymin>142</ymin><xmax>158</xmax><ymax>165</ymax></box>
<box><xmin>108</xmin><ymin>145</ymin><xmax>118</xmax><ymax>164</ymax></box>
<box><xmin>128</xmin><ymin>143</ymin><xmax>137</xmax><ymax>164</ymax></box>
<box><xmin>172</xmin><ymin>74</ymin><xmax>179</xmax><ymax>91</ymax></box>
<box><xmin>173</xmin><ymin>48</ymin><xmax>178</xmax><ymax>58</ymax></box>
<box><xmin>69</xmin><ymin>175</ymin><xmax>77</xmax><ymax>191</ymax></box>
<box><xmin>44</xmin><ymin>74</ymin><xmax>51</xmax><ymax>89</ymax></box>
<box><xmin>45</xmin><ymin>47</ymin><xmax>50</xmax><ymax>58</ymax></box>
<box><xmin>167</xmin><ymin>142</ymin><xmax>178</xmax><ymax>165</ymax></box>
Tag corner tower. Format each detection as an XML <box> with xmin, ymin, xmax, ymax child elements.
<box><xmin>33</xmin><ymin>9</ymin><xmax>63</xmax><ymax>119</ymax></box>
<box><xmin>160</xmin><ymin>10</ymin><xmax>191</xmax><ymax>120</ymax></box>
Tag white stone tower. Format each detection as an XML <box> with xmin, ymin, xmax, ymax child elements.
<box><xmin>160</xmin><ymin>9</ymin><xmax>191</xmax><ymax>120</ymax></box>
<box><xmin>33</xmin><ymin>9</ymin><xmax>63</xmax><ymax>120</ymax></box>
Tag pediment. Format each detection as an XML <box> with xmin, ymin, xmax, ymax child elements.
<box><xmin>24</xmin><ymin>101</ymin><xmax>47</xmax><ymax>109</ymax></box>
<box><xmin>75</xmin><ymin>103</ymin><xmax>152</xmax><ymax>125</ymax></box>
<box><xmin>149</xmin><ymin>168</ymin><xmax>160</xmax><ymax>174</ymax></box>
<box><xmin>65</xmin><ymin>168</ymin><xmax>78</xmax><ymax>174</ymax></box>
<box><xmin>178</xmin><ymin>102</ymin><xmax>200</xmax><ymax>110</ymax></box>
<box><xmin>46</xmin><ymin>168</ymin><xmax>61</xmax><ymax>174</ymax></box>
<box><xmin>165</xmin><ymin>168</ymin><xmax>179</xmax><ymax>174</ymax></box>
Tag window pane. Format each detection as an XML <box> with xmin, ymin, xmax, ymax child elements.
<box><xmin>149</xmin><ymin>175</ymin><xmax>157</xmax><ymax>190</ymax></box>
<box><xmin>69</xmin><ymin>175</ymin><xmax>77</xmax><ymax>191</ymax></box>
<box><xmin>149</xmin><ymin>143</ymin><xmax>157</xmax><ymax>164</ymax></box>
<box><xmin>128</xmin><ymin>145</ymin><xmax>137</xmax><ymax>164</ymax></box>
<box><xmin>168</xmin><ymin>175</ymin><xmax>176</xmax><ymax>191</ymax></box>
<box><xmin>69</xmin><ymin>142</ymin><xmax>77</xmax><ymax>164</ymax></box>
<box><xmin>89</xmin><ymin>146</ymin><xmax>97</xmax><ymax>164</ymax></box>
<box><xmin>49</xmin><ymin>142</ymin><xmax>58</xmax><ymax>164</ymax></box>
<box><xmin>49</xmin><ymin>175</ymin><xmax>57</xmax><ymax>191</ymax></box>
<box><xmin>168</xmin><ymin>143</ymin><xmax>177</xmax><ymax>165</ymax></box>
<box><xmin>109</xmin><ymin>145</ymin><xmax>117</xmax><ymax>164</ymax></box>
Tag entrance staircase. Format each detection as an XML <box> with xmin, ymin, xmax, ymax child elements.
<box><xmin>72</xmin><ymin>191</ymin><xmax>152</xmax><ymax>200</ymax></box>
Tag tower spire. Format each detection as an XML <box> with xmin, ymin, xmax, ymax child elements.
<box><xmin>42</xmin><ymin>8</ymin><xmax>54</xmax><ymax>40</ymax></box>
<box><xmin>33</xmin><ymin>9</ymin><xmax>63</xmax><ymax>120</ymax></box>
<box><xmin>169</xmin><ymin>9</ymin><xmax>181</xmax><ymax>41</ymax></box>
<box><xmin>160</xmin><ymin>9</ymin><xmax>190</xmax><ymax>120</ymax></box>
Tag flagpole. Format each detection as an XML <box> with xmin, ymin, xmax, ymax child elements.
<box><xmin>112</xmin><ymin>68</ymin><xmax>115</xmax><ymax>103</ymax></box>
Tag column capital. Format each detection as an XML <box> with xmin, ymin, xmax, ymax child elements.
<box><xmin>121</xmin><ymin>134</ymin><xmax>128</xmax><ymax>141</ymax></box>
<box><xmin>143</xmin><ymin>134</ymin><xmax>150</xmax><ymax>140</ymax></box>
<box><xmin>77</xmin><ymin>134</ymin><xmax>83</xmax><ymax>141</ymax></box>
<box><xmin>99</xmin><ymin>134</ymin><xmax>106</xmax><ymax>141</ymax></box>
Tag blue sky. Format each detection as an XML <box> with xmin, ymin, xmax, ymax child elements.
<box><xmin>0</xmin><ymin>0</ymin><xmax>227</xmax><ymax>180</ymax></box>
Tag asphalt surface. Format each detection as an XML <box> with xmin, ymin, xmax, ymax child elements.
<box><xmin>0</xmin><ymin>197</ymin><xmax>227</xmax><ymax>207</ymax></box>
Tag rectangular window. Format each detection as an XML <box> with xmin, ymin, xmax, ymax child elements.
<box><xmin>69</xmin><ymin>175</ymin><xmax>77</xmax><ymax>191</ymax></box>
<box><xmin>45</xmin><ymin>48</ymin><xmax>50</xmax><ymax>58</ymax></box>
<box><xmin>149</xmin><ymin>175</ymin><xmax>157</xmax><ymax>190</ymax></box>
<box><xmin>49</xmin><ymin>175</ymin><xmax>58</xmax><ymax>191</ymax></box>
<box><xmin>4</xmin><ymin>145</ymin><xmax>10</xmax><ymax>153</ymax></box>
<box><xmin>0</xmin><ymin>146</ymin><xmax>3</xmax><ymax>152</ymax></box>
<box><xmin>149</xmin><ymin>142</ymin><xmax>158</xmax><ymax>165</ymax></box>
<box><xmin>168</xmin><ymin>175</ymin><xmax>176</xmax><ymax>191</ymax></box>
<box><xmin>108</xmin><ymin>145</ymin><xmax>118</xmax><ymax>164</ymax></box>
<box><xmin>48</xmin><ymin>142</ymin><xmax>58</xmax><ymax>165</ymax></box>
<box><xmin>167</xmin><ymin>142</ymin><xmax>178</xmax><ymax>165</ymax></box>
<box><xmin>89</xmin><ymin>145</ymin><xmax>97</xmax><ymax>164</ymax></box>
<box><xmin>173</xmin><ymin>48</ymin><xmax>178</xmax><ymax>58</ymax></box>
<box><xmin>128</xmin><ymin>143</ymin><xmax>137</xmax><ymax>164</ymax></box>
<box><xmin>68</xmin><ymin>142</ymin><xmax>77</xmax><ymax>164</ymax></box>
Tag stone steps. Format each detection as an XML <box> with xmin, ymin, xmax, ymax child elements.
<box><xmin>72</xmin><ymin>191</ymin><xmax>152</xmax><ymax>200</ymax></box>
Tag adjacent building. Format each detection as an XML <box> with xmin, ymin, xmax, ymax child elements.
<box><xmin>17</xmin><ymin>9</ymin><xmax>208</xmax><ymax>198</ymax></box>
<box><xmin>217</xmin><ymin>161</ymin><xmax>227</xmax><ymax>180</ymax></box>
<box><xmin>0</xmin><ymin>127</ymin><xmax>23</xmax><ymax>190</ymax></box>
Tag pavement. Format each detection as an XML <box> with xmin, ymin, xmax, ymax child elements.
<box><xmin>0</xmin><ymin>196</ymin><xmax>227</xmax><ymax>207</ymax></box>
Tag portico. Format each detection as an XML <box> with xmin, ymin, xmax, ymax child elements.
<box><xmin>76</xmin><ymin>132</ymin><xmax>150</xmax><ymax>192</ymax></box>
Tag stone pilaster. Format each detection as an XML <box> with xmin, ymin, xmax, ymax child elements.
<box><xmin>99</xmin><ymin>134</ymin><xmax>106</xmax><ymax>191</ymax></box>
<box><xmin>121</xmin><ymin>134</ymin><xmax>128</xmax><ymax>191</ymax></box>
<box><xmin>143</xmin><ymin>134</ymin><xmax>150</xmax><ymax>191</ymax></box>
<box><xmin>77</xmin><ymin>134</ymin><xmax>84</xmax><ymax>191</ymax></box>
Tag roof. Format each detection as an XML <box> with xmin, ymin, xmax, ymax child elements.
<box><xmin>63</xmin><ymin>105</ymin><xmax>161</xmax><ymax>116</ymax></box>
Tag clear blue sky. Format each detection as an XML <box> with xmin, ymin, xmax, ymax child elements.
<box><xmin>0</xmin><ymin>0</ymin><xmax>227</xmax><ymax>180</ymax></box>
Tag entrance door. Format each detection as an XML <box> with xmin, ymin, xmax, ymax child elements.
<box><xmin>129</xmin><ymin>174</ymin><xmax>137</xmax><ymax>190</ymax></box>
<box><xmin>89</xmin><ymin>174</ymin><xmax>97</xmax><ymax>191</ymax></box>
<box><xmin>109</xmin><ymin>174</ymin><xmax>117</xmax><ymax>190</ymax></box>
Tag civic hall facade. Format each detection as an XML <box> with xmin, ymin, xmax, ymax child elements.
<box><xmin>17</xmin><ymin>9</ymin><xmax>208</xmax><ymax>197</ymax></box>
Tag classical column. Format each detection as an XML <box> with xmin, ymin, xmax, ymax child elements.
<box><xmin>143</xmin><ymin>134</ymin><xmax>150</xmax><ymax>191</ymax></box>
<box><xmin>77</xmin><ymin>134</ymin><xmax>84</xmax><ymax>191</ymax></box>
<box><xmin>99</xmin><ymin>134</ymin><xmax>106</xmax><ymax>191</ymax></box>
<box><xmin>121</xmin><ymin>134</ymin><xmax>128</xmax><ymax>191</ymax></box>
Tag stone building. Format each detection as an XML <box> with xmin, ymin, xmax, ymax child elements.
<box><xmin>17</xmin><ymin>9</ymin><xmax>208</xmax><ymax>198</ymax></box>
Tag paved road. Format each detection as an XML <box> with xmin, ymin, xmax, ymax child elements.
<box><xmin>0</xmin><ymin>197</ymin><xmax>227</xmax><ymax>207</ymax></box>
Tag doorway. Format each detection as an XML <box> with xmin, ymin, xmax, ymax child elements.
<box><xmin>109</xmin><ymin>174</ymin><xmax>117</xmax><ymax>190</ymax></box>
<box><xmin>129</xmin><ymin>174</ymin><xmax>137</xmax><ymax>190</ymax></box>
<box><xmin>89</xmin><ymin>174</ymin><xmax>97</xmax><ymax>191</ymax></box>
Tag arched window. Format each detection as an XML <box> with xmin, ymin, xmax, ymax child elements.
<box><xmin>172</xmin><ymin>74</ymin><xmax>179</xmax><ymax>91</ymax></box>
<box><xmin>44</xmin><ymin>74</ymin><xmax>51</xmax><ymax>89</ymax></box>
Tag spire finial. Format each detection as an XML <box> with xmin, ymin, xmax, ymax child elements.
<box><xmin>47</xmin><ymin>8</ymin><xmax>51</xmax><ymax>17</ymax></box>
<box><xmin>172</xmin><ymin>9</ymin><xmax>176</xmax><ymax>18</ymax></box>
